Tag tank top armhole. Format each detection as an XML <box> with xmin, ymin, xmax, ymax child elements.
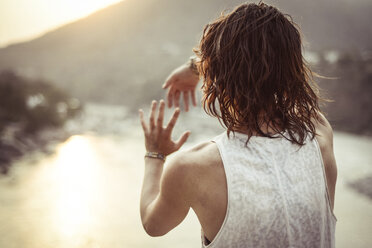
<box><xmin>313</xmin><ymin>137</ymin><xmax>338</xmax><ymax>222</ymax></box>
<box><xmin>202</xmin><ymin>135</ymin><xmax>231</xmax><ymax>247</ymax></box>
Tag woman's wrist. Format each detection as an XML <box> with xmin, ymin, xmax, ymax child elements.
<box><xmin>187</xmin><ymin>55</ymin><xmax>200</xmax><ymax>76</ymax></box>
<box><xmin>144</xmin><ymin>151</ymin><xmax>166</xmax><ymax>162</ymax></box>
<box><xmin>144</xmin><ymin>156</ymin><xmax>165</xmax><ymax>169</ymax></box>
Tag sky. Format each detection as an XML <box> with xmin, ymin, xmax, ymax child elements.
<box><xmin>0</xmin><ymin>0</ymin><xmax>123</xmax><ymax>48</ymax></box>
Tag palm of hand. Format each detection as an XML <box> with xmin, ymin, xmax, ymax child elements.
<box><xmin>139</xmin><ymin>100</ymin><xmax>190</xmax><ymax>156</ymax></box>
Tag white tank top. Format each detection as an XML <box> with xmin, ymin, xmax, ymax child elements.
<box><xmin>201</xmin><ymin>131</ymin><xmax>337</xmax><ymax>248</ymax></box>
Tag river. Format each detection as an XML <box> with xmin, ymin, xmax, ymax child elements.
<box><xmin>0</xmin><ymin>104</ymin><xmax>371</xmax><ymax>248</ymax></box>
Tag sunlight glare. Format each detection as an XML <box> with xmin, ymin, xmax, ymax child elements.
<box><xmin>52</xmin><ymin>135</ymin><xmax>101</xmax><ymax>239</ymax></box>
<box><xmin>54</xmin><ymin>0</ymin><xmax>123</xmax><ymax>21</ymax></box>
<box><xmin>0</xmin><ymin>0</ymin><xmax>123</xmax><ymax>47</ymax></box>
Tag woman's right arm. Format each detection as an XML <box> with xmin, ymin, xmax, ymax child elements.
<box><xmin>314</xmin><ymin>113</ymin><xmax>338</xmax><ymax>211</ymax></box>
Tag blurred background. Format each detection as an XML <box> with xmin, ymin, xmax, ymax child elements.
<box><xmin>0</xmin><ymin>0</ymin><xmax>371</xmax><ymax>247</ymax></box>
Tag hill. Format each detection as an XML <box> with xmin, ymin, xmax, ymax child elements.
<box><xmin>0</xmin><ymin>0</ymin><xmax>371</xmax><ymax>105</ymax></box>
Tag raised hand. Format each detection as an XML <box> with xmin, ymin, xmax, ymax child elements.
<box><xmin>139</xmin><ymin>100</ymin><xmax>191</xmax><ymax>156</ymax></box>
<box><xmin>162</xmin><ymin>63</ymin><xmax>200</xmax><ymax>112</ymax></box>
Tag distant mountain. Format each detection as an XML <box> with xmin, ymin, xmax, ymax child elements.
<box><xmin>0</xmin><ymin>0</ymin><xmax>371</xmax><ymax>105</ymax></box>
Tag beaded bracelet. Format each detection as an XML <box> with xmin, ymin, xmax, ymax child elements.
<box><xmin>145</xmin><ymin>151</ymin><xmax>166</xmax><ymax>162</ymax></box>
<box><xmin>188</xmin><ymin>56</ymin><xmax>200</xmax><ymax>76</ymax></box>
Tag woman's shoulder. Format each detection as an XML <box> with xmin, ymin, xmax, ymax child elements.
<box><xmin>165</xmin><ymin>141</ymin><xmax>224</xmax><ymax>205</ymax></box>
<box><xmin>312</xmin><ymin>111</ymin><xmax>333</xmax><ymax>147</ymax></box>
<box><xmin>164</xmin><ymin>141</ymin><xmax>222</xmax><ymax>189</ymax></box>
<box><xmin>169</xmin><ymin>141</ymin><xmax>221</xmax><ymax>170</ymax></box>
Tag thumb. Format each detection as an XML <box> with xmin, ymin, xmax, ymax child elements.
<box><xmin>162</xmin><ymin>77</ymin><xmax>172</xmax><ymax>89</ymax></box>
<box><xmin>175</xmin><ymin>131</ymin><xmax>191</xmax><ymax>150</ymax></box>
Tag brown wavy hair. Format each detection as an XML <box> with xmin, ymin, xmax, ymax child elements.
<box><xmin>194</xmin><ymin>1</ymin><xmax>322</xmax><ymax>145</ymax></box>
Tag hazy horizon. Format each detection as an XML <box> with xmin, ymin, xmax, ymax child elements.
<box><xmin>0</xmin><ymin>0</ymin><xmax>123</xmax><ymax>48</ymax></box>
<box><xmin>1</xmin><ymin>0</ymin><xmax>370</xmax><ymax>49</ymax></box>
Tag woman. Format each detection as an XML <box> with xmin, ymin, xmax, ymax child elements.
<box><xmin>139</xmin><ymin>2</ymin><xmax>337</xmax><ymax>247</ymax></box>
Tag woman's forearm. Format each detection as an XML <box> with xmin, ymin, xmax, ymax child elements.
<box><xmin>140</xmin><ymin>158</ymin><xmax>164</xmax><ymax>220</ymax></box>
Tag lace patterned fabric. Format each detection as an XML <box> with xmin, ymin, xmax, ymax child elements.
<box><xmin>201</xmin><ymin>131</ymin><xmax>336</xmax><ymax>248</ymax></box>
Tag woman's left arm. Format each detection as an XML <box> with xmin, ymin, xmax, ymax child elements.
<box><xmin>139</xmin><ymin>100</ymin><xmax>191</xmax><ymax>236</ymax></box>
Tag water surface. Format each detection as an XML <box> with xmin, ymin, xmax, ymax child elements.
<box><xmin>0</xmin><ymin>106</ymin><xmax>371</xmax><ymax>248</ymax></box>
